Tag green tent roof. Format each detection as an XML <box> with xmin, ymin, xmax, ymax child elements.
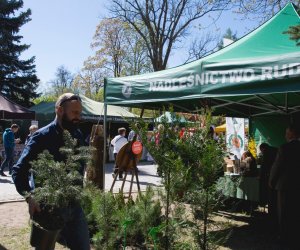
<box><xmin>30</xmin><ymin>95</ymin><xmax>136</xmax><ymax>122</ymax></box>
<box><xmin>105</xmin><ymin>3</ymin><xmax>300</xmax><ymax>118</ymax></box>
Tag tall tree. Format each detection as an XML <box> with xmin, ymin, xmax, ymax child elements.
<box><xmin>217</xmin><ymin>28</ymin><xmax>237</xmax><ymax>49</ymax></box>
<box><xmin>49</xmin><ymin>65</ymin><xmax>74</xmax><ymax>96</ymax></box>
<box><xmin>89</xmin><ymin>18</ymin><xmax>151</xmax><ymax>78</ymax></box>
<box><xmin>0</xmin><ymin>0</ymin><xmax>39</xmax><ymax>106</ymax></box>
<box><xmin>109</xmin><ymin>0</ymin><xmax>231</xmax><ymax>71</ymax></box>
<box><xmin>236</xmin><ymin>0</ymin><xmax>300</xmax><ymax>22</ymax></box>
<box><xmin>284</xmin><ymin>24</ymin><xmax>300</xmax><ymax>46</ymax></box>
<box><xmin>91</xmin><ymin>18</ymin><xmax>127</xmax><ymax>77</ymax></box>
<box><xmin>186</xmin><ymin>32</ymin><xmax>219</xmax><ymax>62</ymax></box>
<box><xmin>72</xmin><ymin>64</ymin><xmax>106</xmax><ymax>99</ymax></box>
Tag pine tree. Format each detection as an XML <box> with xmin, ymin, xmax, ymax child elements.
<box><xmin>30</xmin><ymin>131</ymin><xmax>91</xmax><ymax>209</ymax></box>
<box><xmin>284</xmin><ymin>24</ymin><xmax>300</xmax><ymax>46</ymax></box>
<box><xmin>0</xmin><ymin>0</ymin><xmax>39</xmax><ymax>107</ymax></box>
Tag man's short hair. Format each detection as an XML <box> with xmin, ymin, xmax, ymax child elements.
<box><xmin>11</xmin><ymin>124</ymin><xmax>19</xmax><ymax>129</ymax></box>
<box><xmin>118</xmin><ymin>127</ymin><xmax>126</xmax><ymax>135</ymax></box>
<box><xmin>55</xmin><ymin>93</ymin><xmax>82</xmax><ymax>108</ymax></box>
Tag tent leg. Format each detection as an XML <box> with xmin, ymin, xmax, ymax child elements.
<box><xmin>103</xmin><ymin>103</ymin><xmax>107</xmax><ymax>191</ymax></box>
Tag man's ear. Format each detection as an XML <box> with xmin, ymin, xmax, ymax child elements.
<box><xmin>56</xmin><ymin>106</ymin><xmax>64</xmax><ymax>116</ymax></box>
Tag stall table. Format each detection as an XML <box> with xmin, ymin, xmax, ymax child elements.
<box><xmin>218</xmin><ymin>174</ymin><xmax>260</xmax><ymax>202</ymax></box>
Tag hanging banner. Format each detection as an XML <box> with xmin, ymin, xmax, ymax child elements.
<box><xmin>226</xmin><ymin>117</ymin><xmax>245</xmax><ymax>159</ymax></box>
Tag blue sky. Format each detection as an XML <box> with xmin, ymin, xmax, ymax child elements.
<box><xmin>19</xmin><ymin>1</ymin><xmax>257</xmax><ymax>92</ymax></box>
<box><xmin>20</xmin><ymin>0</ymin><xmax>108</xmax><ymax>89</ymax></box>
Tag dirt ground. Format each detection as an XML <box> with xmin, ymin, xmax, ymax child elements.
<box><xmin>0</xmin><ymin>201</ymin><xmax>67</xmax><ymax>250</ymax></box>
<box><xmin>0</xmin><ymin>200</ymin><xmax>281</xmax><ymax>250</ymax></box>
<box><xmin>0</xmin><ymin>201</ymin><xmax>29</xmax><ymax>228</ymax></box>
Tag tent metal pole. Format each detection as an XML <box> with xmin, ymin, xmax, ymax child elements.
<box><xmin>103</xmin><ymin>103</ymin><xmax>107</xmax><ymax>191</ymax></box>
<box><xmin>140</xmin><ymin>107</ymin><xmax>144</xmax><ymax>118</ymax></box>
<box><xmin>251</xmin><ymin>110</ymin><xmax>283</xmax><ymax>117</ymax></box>
<box><xmin>255</xmin><ymin>95</ymin><xmax>286</xmax><ymax>113</ymax></box>
<box><xmin>169</xmin><ymin>102</ymin><xmax>192</xmax><ymax>113</ymax></box>
<box><xmin>285</xmin><ymin>93</ymin><xmax>288</xmax><ymax>113</ymax></box>
<box><xmin>213</xmin><ymin>97</ymin><xmax>274</xmax><ymax>112</ymax></box>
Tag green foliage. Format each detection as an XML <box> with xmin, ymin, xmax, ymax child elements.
<box><xmin>30</xmin><ymin>131</ymin><xmax>91</xmax><ymax>208</ymax></box>
<box><xmin>90</xmin><ymin>191</ymin><xmax>122</xmax><ymax>249</ymax></box>
<box><xmin>124</xmin><ymin>187</ymin><xmax>162</xmax><ymax>245</ymax></box>
<box><xmin>83</xmin><ymin>185</ymin><xmax>162</xmax><ymax>249</ymax></box>
<box><xmin>130</xmin><ymin>108</ymin><xmax>228</xmax><ymax>249</ymax></box>
<box><xmin>33</xmin><ymin>95</ymin><xmax>57</xmax><ymax>105</ymax></box>
<box><xmin>0</xmin><ymin>0</ymin><xmax>39</xmax><ymax>106</ymax></box>
<box><xmin>94</xmin><ymin>88</ymin><xmax>104</xmax><ymax>102</ymax></box>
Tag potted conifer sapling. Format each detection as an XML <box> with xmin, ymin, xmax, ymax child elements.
<box><xmin>28</xmin><ymin>131</ymin><xmax>91</xmax><ymax>247</ymax></box>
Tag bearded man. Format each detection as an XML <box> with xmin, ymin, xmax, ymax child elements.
<box><xmin>12</xmin><ymin>93</ymin><xmax>90</xmax><ymax>250</ymax></box>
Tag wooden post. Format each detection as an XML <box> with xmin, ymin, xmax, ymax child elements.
<box><xmin>86</xmin><ymin>124</ymin><xmax>104</xmax><ymax>189</ymax></box>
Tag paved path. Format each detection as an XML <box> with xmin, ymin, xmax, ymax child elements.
<box><xmin>0</xmin><ymin>172</ymin><xmax>23</xmax><ymax>202</ymax></box>
<box><xmin>0</xmin><ymin>162</ymin><xmax>162</xmax><ymax>202</ymax></box>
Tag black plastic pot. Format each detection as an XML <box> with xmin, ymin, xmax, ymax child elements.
<box><xmin>30</xmin><ymin>223</ymin><xmax>61</xmax><ymax>249</ymax></box>
<box><xmin>30</xmin><ymin>207</ymin><xmax>65</xmax><ymax>249</ymax></box>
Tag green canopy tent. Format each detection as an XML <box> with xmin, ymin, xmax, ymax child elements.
<box><xmin>102</xmin><ymin>3</ymin><xmax>300</xmax><ymax>188</ymax></box>
<box><xmin>30</xmin><ymin>94</ymin><xmax>136</xmax><ymax>122</ymax></box>
<box><xmin>105</xmin><ymin>3</ymin><xmax>300</xmax><ymax>146</ymax></box>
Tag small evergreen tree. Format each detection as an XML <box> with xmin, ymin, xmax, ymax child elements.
<box><xmin>131</xmin><ymin>109</ymin><xmax>229</xmax><ymax>250</ymax></box>
<box><xmin>0</xmin><ymin>0</ymin><xmax>39</xmax><ymax>106</ymax></box>
<box><xmin>29</xmin><ymin>131</ymin><xmax>91</xmax><ymax>229</ymax></box>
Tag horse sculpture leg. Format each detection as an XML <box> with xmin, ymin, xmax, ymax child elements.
<box><xmin>110</xmin><ymin>170</ymin><xmax>120</xmax><ymax>192</ymax></box>
<box><xmin>120</xmin><ymin>171</ymin><xmax>128</xmax><ymax>192</ymax></box>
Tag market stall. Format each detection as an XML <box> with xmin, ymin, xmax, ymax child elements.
<box><xmin>103</xmin><ymin>3</ymin><xmax>300</xmax><ymax>191</ymax></box>
<box><xmin>104</xmin><ymin>3</ymin><xmax>300</xmax><ymax>146</ymax></box>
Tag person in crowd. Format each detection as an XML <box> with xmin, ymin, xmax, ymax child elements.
<box><xmin>155</xmin><ymin>124</ymin><xmax>164</xmax><ymax>146</ymax></box>
<box><xmin>269</xmin><ymin>124</ymin><xmax>300</xmax><ymax>249</ymax></box>
<box><xmin>240</xmin><ymin>150</ymin><xmax>257</xmax><ymax>176</ymax></box>
<box><xmin>128</xmin><ymin>123</ymin><xmax>141</xmax><ymax>142</ymax></box>
<box><xmin>259</xmin><ymin>143</ymin><xmax>278</xmax><ymax>227</ymax></box>
<box><xmin>208</xmin><ymin>125</ymin><xmax>219</xmax><ymax>141</ymax></box>
<box><xmin>25</xmin><ymin>125</ymin><xmax>38</xmax><ymax>145</ymax></box>
<box><xmin>0</xmin><ymin>124</ymin><xmax>20</xmax><ymax>176</ymax></box>
<box><xmin>24</xmin><ymin>124</ymin><xmax>39</xmax><ymax>189</ymax></box>
<box><xmin>111</xmin><ymin>127</ymin><xmax>127</xmax><ymax>179</ymax></box>
<box><xmin>12</xmin><ymin>93</ymin><xmax>90</xmax><ymax>250</ymax></box>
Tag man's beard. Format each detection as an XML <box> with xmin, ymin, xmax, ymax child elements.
<box><xmin>61</xmin><ymin>113</ymin><xmax>80</xmax><ymax>131</ymax></box>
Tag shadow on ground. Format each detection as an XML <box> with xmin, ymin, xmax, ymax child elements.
<box><xmin>212</xmin><ymin>202</ymin><xmax>281</xmax><ymax>250</ymax></box>
<box><xmin>0</xmin><ymin>178</ymin><xmax>13</xmax><ymax>184</ymax></box>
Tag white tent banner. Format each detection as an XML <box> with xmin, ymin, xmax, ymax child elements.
<box><xmin>226</xmin><ymin>117</ymin><xmax>245</xmax><ymax>159</ymax></box>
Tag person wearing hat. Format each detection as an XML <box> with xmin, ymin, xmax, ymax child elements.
<box><xmin>12</xmin><ymin>93</ymin><xmax>90</xmax><ymax>249</ymax></box>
